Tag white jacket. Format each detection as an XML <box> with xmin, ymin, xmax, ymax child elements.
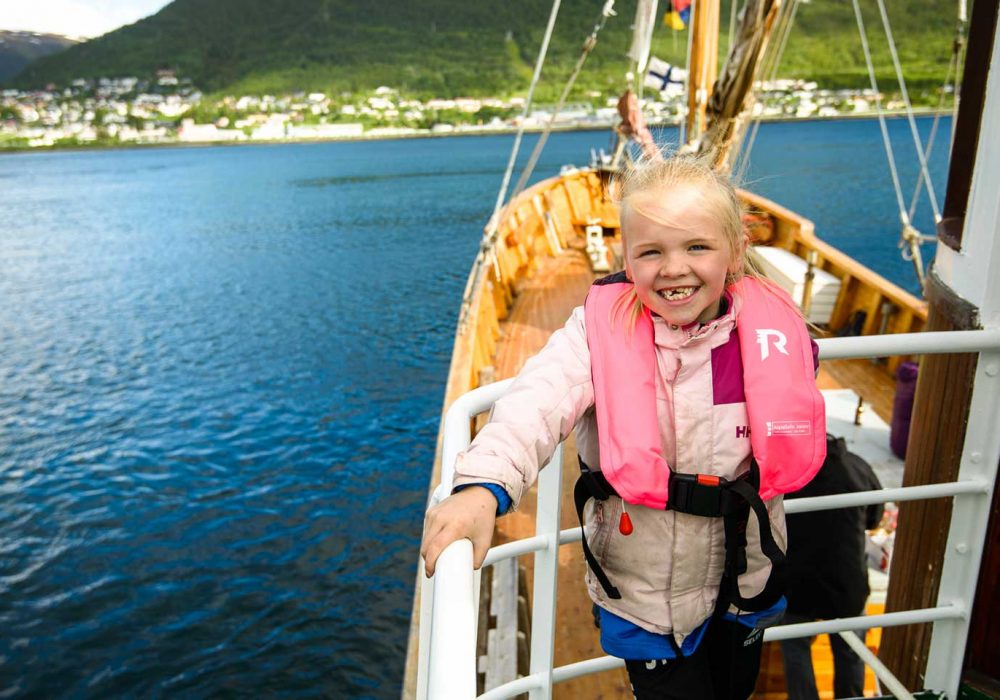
<box><xmin>453</xmin><ymin>299</ymin><xmax>786</xmax><ymax>645</ymax></box>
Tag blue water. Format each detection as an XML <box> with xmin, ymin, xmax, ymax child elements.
<box><xmin>0</xmin><ymin>118</ymin><xmax>949</xmax><ymax>698</ymax></box>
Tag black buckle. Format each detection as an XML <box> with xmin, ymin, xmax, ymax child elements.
<box><xmin>578</xmin><ymin>457</ymin><xmax>613</xmax><ymax>500</ymax></box>
<box><xmin>667</xmin><ymin>473</ymin><xmax>727</xmax><ymax>517</ymax></box>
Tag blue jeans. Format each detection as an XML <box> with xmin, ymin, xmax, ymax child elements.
<box><xmin>779</xmin><ymin>612</ymin><xmax>867</xmax><ymax>700</ymax></box>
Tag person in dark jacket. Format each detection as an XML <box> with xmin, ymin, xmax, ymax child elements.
<box><xmin>781</xmin><ymin>434</ymin><xmax>884</xmax><ymax>699</ymax></box>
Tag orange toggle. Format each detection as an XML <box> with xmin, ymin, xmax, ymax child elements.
<box><xmin>619</xmin><ymin>511</ymin><xmax>634</xmax><ymax>536</ymax></box>
<box><xmin>697</xmin><ymin>474</ymin><xmax>721</xmax><ymax>486</ymax></box>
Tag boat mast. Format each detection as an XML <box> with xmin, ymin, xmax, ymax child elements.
<box><xmin>684</xmin><ymin>0</ymin><xmax>721</xmax><ymax>147</ymax></box>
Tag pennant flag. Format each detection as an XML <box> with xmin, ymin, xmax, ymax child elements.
<box><xmin>663</xmin><ymin>0</ymin><xmax>691</xmax><ymax>30</ymax></box>
<box><xmin>644</xmin><ymin>56</ymin><xmax>688</xmax><ymax>92</ymax></box>
<box><xmin>628</xmin><ymin>0</ymin><xmax>659</xmax><ymax>73</ymax></box>
<box><xmin>663</xmin><ymin>10</ymin><xmax>685</xmax><ymax>30</ymax></box>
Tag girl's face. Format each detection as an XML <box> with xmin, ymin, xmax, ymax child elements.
<box><xmin>623</xmin><ymin>183</ymin><xmax>739</xmax><ymax>327</ymax></box>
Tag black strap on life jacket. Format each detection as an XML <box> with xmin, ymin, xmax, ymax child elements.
<box><xmin>574</xmin><ymin>458</ymin><xmax>786</xmax><ymax>613</ymax></box>
<box><xmin>574</xmin><ymin>460</ymin><xmax>622</xmax><ymax>599</ymax></box>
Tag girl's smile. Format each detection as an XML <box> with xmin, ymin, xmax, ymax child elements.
<box><xmin>622</xmin><ymin>183</ymin><xmax>739</xmax><ymax>327</ymax></box>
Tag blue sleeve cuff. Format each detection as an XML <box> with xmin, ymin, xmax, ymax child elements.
<box><xmin>453</xmin><ymin>483</ymin><xmax>512</xmax><ymax>515</ymax></box>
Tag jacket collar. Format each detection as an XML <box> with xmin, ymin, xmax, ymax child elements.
<box><xmin>652</xmin><ymin>290</ymin><xmax>738</xmax><ymax>349</ymax></box>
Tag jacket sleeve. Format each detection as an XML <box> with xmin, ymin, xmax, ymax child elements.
<box><xmin>858</xmin><ymin>456</ymin><xmax>885</xmax><ymax>530</ymax></box>
<box><xmin>452</xmin><ymin>306</ymin><xmax>594</xmax><ymax>508</ymax></box>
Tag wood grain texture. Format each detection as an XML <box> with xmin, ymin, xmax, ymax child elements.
<box><xmin>877</xmin><ymin>289</ymin><xmax>979</xmax><ymax>687</ymax></box>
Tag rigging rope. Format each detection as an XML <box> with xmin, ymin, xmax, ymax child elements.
<box><xmin>488</xmin><ymin>0</ymin><xmax>563</xmax><ymax>232</ymax></box>
<box><xmin>906</xmin><ymin>58</ymin><xmax>952</xmax><ymax>224</ymax></box>
<box><xmin>732</xmin><ymin>0</ymin><xmax>959</xmax><ymax>291</ymax></box>
<box><xmin>511</xmin><ymin>0</ymin><xmax>618</xmax><ymax>198</ymax></box>
<box><xmin>874</xmin><ymin>0</ymin><xmax>941</xmax><ymax>222</ymax></box>
<box><xmin>457</xmin><ymin>0</ymin><xmax>562</xmax><ymax>325</ymax></box>
<box><xmin>734</xmin><ymin>0</ymin><xmax>801</xmax><ymax>184</ymax></box>
<box><xmin>906</xmin><ymin>5</ymin><xmax>965</xmax><ymax>224</ymax></box>
<box><xmin>852</xmin><ymin>0</ymin><xmax>943</xmax><ymax>290</ymax></box>
<box><xmin>851</xmin><ymin>0</ymin><xmax>909</xmax><ymax>225</ymax></box>
<box><xmin>679</xmin><ymin>0</ymin><xmax>696</xmax><ymax>146</ymax></box>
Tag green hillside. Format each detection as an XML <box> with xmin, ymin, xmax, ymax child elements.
<box><xmin>7</xmin><ymin>0</ymin><xmax>959</xmax><ymax>99</ymax></box>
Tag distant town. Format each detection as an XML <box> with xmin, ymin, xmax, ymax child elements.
<box><xmin>1</xmin><ymin>70</ymin><xmax>945</xmax><ymax>150</ymax></box>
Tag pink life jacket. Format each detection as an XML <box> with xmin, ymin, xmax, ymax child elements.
<box><xmin>584</xmin><ymin>275</ymin><xmax>826</xmax><ymax>509</ymax></box>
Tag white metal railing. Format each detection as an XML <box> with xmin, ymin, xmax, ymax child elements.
<box><xmin>417</xmin><ymin>329</ymin><xmax>1000</xmax><ymax>700</ymax></box>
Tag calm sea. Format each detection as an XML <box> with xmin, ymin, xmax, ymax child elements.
<box><xmin>0</xmin><ymin>117</ymin><xmax>948</xmax><ymax>698</ymax></box>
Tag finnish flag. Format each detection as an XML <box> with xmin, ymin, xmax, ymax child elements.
<box><xmin>644</xmin><ymin>57</ymin><xmax>687</xmax><ymax>92</ymax></box>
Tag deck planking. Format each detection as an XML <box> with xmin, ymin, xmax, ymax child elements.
<box><xmin>818</xmin><ymin>358</ymin><xmax>896</xmax><ymax>423</ymax></box>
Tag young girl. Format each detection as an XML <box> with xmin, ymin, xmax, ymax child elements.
<box><xmin>421</xmin><ymin>156</ymin><xmax>824</xmax><ymax>699</ymax></box>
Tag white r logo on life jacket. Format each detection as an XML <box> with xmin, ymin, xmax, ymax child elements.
<box><xmin>756</xmin><ymin>329</ymin><xmax>789</xmax><ymax>361</ymax></box>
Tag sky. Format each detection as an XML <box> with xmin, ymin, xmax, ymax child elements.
<box><xmin>0</xmin><ymin>0</ymin><xmax>173</xmax><ymax>39</ymax></box>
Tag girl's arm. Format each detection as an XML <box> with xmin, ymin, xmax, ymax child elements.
<box><xmin>452</xmin><ymin>306</ymin><xmax>594</xmax><ymax>505</ymax></box>
<box><xmin>421</xmin><ymin>307</ymin><xmax>594</xmax><ymax>575</ymax></box>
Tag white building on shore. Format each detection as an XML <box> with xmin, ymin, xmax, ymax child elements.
<box><xmin>286</xmin><ymin>123</ymin><xmax>364</xmax><ymax>139</ymax></box>
<box><xmin>177</xmin><ymin>119</ymin><xmax>247</xmax><ymax>142</ymax></box>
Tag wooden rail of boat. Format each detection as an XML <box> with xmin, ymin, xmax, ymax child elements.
<box><xmin>404</xmin><ymin>167</ymin><xmax>928</xmax><ymax>698</ymax></box>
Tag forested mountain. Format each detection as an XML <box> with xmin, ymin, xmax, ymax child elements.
<box><xmin>0</xmin><ymin>31</ymin><xmax>78</xmax><ymax>83</ymax></box>
<box><xmin>5</xmin><ymin>0</ymin><xmax>958</xmax><ymax>98</ymax></box>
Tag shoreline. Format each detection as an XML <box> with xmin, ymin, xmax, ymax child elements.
<box><xmin>0</xmin><ymin>108</ymin><xmax>949</xmax><ymax>156</ymax></box>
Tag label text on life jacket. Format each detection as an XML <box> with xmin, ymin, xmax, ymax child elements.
<box><xmin>766</xmin><ymin>420</ymin><xmax>812</xmax><ymax>436</ymax></box>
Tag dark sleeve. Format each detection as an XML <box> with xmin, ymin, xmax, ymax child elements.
<box><xmin>864</xmin><ymin>500</ymin><xmax>883</xmax><ymax>530</ymax></box>
<box><xmin>854</xmin><ymin>454</ymin><xmax>884</xmax><ymax>530</ymax></box>
<box><xmin>811</xmin><ymin>338</ymin><xmax>820</xmax><ymax>375</ymax></box>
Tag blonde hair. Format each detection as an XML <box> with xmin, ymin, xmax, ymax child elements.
<box><xmin>611</xmin><ymin>154</ymin><xmax>766</xmax><ymax>327</ymax></box>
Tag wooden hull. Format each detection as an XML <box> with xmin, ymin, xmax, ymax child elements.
<box><xmin>404</xmin><ymin>167</ymin><xmax>927</xmax><ymax>699</ymax></box>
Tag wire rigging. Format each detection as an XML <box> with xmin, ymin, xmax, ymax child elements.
<box><xmin>488</xmin><ymin>0</ymin><xmax>563</xmax><ymax>233</ymax></box>
<box><xmin>850</xmin><ymin>0</ymin><xmax>964</xmax><ymax>289</ymax></box>
<box><xmin>734</xmin><ymin>0</ymin><xmax>801</xmax><ymax>184</ymax></box>
<box><xmin>874</xmin><ymin>0</ymin><xmax>941</xmax><ymax>222</ymax></box>
<box><xmin>511</xmin><ymin>1</ymin><xmax>618</xmax><ymax>198</ymax></box>
<box><xmin>457</xmin><ymin>0</ymin><xmax>563</xmax><ymax>326</ymax></box>
<box><xmin>851</xmin><ymin>0</ymin><xmax>908</xmax><ymax>224</ymax></box>
<box><xmin>906</xmin><ymin>3</ymin><xmax>965</xmax><ymax>224</ymax></box>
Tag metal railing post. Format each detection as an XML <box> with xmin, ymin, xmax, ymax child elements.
<box><xmin>421</xmin><ymin>380</ymin><xmax>512</xmax><ymax>700</ymax></box>
<box><xmin>416</xmin><ymin>565</ymin><xmax>434</xmax><ymax>700</ymax></box>
<box><xmin>925</xmin><ymin>349</ymin><xmax>1000</xmax><ymax>697</ymax></box>
<box><xmin>427</xmin><ymin>540</ymin><xmax>478</xmax><ymax>699</ymax></box>
<box><xmin>528</xmin><ymin>443</ymin><xmax>563</xmax><ymax>700</ymax></box>
<box><xmin>417</xmin><ymin>483</ymin><xmax>448</xmax><ymax>700</ymax></box>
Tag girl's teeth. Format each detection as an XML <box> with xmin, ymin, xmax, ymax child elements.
<box><xmin>661</xmin><ymin>287</ymin><xmax>696</xmax><ymax>300</ymax></box>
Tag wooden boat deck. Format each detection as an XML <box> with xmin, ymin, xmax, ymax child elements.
<box><xmin>486</xmin><ymin>242</ymin><xmax>895</xmax><ymax>698</ymax></box>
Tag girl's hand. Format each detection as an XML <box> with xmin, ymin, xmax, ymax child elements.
<box><xmin>420</xmin><ymin>486</ymin><xmax>498</xmax><ymax>577</ymax></box>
